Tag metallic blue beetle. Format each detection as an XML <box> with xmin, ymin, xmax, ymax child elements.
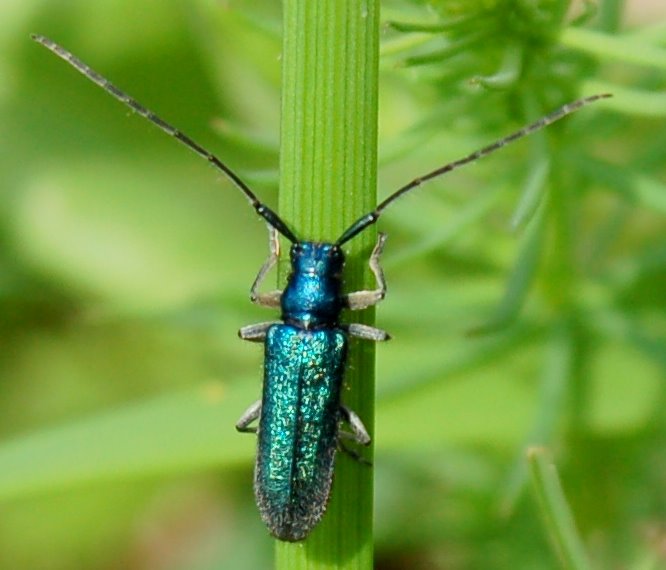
<box><xmin>32</xmin><ymin>34</ymin><xmax>610</xmax><ymax>542</ymax></box>
<box><xmin>235</xmin><ymin>235</ymin><xmax>388</xmax><ymax>541</ymax></box>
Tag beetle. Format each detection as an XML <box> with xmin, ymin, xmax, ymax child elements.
<box><xmin>32</xmin><ymin>34</ymin><xmax>610</xmax><ymax>541</ymax></box>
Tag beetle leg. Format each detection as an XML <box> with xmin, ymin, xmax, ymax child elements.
<box><xmin>340</xmin><ymin>405</ymin><xmax>371</xmax><ymax>445</ymax></box>
<box><xmin>338</xmin><ymin>441</ymin><xmax>372</xmax><ymax>466</ymax></box>
<box><xmin>346</xmin><ymin>323</ymin><xmax>390</xmax><ymax>342</ymax></box>
<box><xmin>239</xmin><ymin>321</ymin><xmax>280</xmax><ymax>342</ymax></box>
<box><xmin>345</xmin><ymin>232</ymin><xmax>387</xmax><ymax>310</ymax></box>
<box><xmin>236</xmin><ymin>399</ymin><xmax>261</xmax><ymax>434</ymax></box>
<box><xmin>250</xmin><ymin>225</ymin><xmax>282</xmax><ymax>308</ymax></box>
<box><xmin>339</xmin><ymin>430</ymin><xmax>355</xmax><ymax>441</ymax></box>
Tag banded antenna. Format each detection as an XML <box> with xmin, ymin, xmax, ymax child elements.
<box><xmin>31</xmin><ymin>34</ymin><xmax>299</xmax><ymax>244</ymax></box>
<box><xmin>336</xmin><ymin>92</ymin><xmax>612</xmax><ymax>246</ymax></box>
<box><xmin>34</xmin><ymin>35</ymin><xmax>610</xmax><ymax>249</ymax></box>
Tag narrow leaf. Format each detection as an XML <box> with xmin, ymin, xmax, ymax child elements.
<box><xmin>0</xmin><ymin>382</ymin><xmax>253</xmax><ymax>501</ymax></box>
<box><xmin>528</xmin><ymin>448</ymin><xmax>593</xmax><ymax>570</ymax></box>
<box><xmin>501</xmin><ymin>321</ymin><xmax>572</xmax><ymax>513</ymax></box>
<box><xmin>470</xmin><ymin>204</ymin><xmax>545</xmax><ymax>335</ymax></box>
<box><xmin>562</xmin><ymin>27</ymin><xmax>666</xmax><ymax>70</ymax></box>
<box><xmin>510</xmin><ymin>158</ymin><xmax>550</xmax><ymax>230</ymax></box>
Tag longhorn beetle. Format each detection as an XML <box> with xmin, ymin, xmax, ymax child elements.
<box><xmin>32</xmin><ymin>34</ymin><xmax>610</xmax><ymax>542</ymax></box>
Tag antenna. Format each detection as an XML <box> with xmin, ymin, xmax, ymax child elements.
<box><xmin>336</xmin><ymin>93</ymin><xmax>612</xmax><ymax>245</ymax></box>
<box><xmin>31</xmin><ymin>34</ymin><xmax>298</xmax><ymax>243</ymax></box>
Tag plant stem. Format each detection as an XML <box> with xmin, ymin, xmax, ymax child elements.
<box><xmin>276</xmin><ymin>0</ymin><xmax>379</xmax><ymax>568</ymax></box>
<box><xmin>528</xmin><ymin>447</ymin><xmax>592</xmax><ymax>570</ymax></box>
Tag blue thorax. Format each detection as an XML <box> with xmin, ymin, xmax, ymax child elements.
<box><xmin>281</xmin><ymin>242</ymin><xmax>345</xmax><ymax>329</ymax></box>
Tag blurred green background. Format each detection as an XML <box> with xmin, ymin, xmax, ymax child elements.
<box><xmin>1</xmin><ymin>0</ymin><xmax>665</xmax><ymax>568</ymax></box>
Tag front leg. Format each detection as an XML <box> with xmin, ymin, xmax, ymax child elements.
<box><xmin>346</xmin><ymin>232</ymin><xmax>387</xmax><ymax>310</ymax></box>
<box><xmin>250</xmin><ymin>225</ymin><xmax>283</xmax><ymax>308</ymax></box>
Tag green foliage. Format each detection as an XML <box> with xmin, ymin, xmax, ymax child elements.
<box><xmin>0</xmin><ymin>0</ymin><xmax>664</xmax><ymax>568</ymax></box>
<box><xmin>528</xmin><ymin>448</ymin><xmax>592</xmax><ymax>570</ymax></box>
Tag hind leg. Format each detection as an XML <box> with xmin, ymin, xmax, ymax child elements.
<box><xmin>340</xmin><ymin>405</ymin><xmax>371</xmax><ymax>445</ymax></box>
<box><xmin>236</xmin><ymin>400</ymin><xmax>261</xmax><ymax>434</ymax></box>
<box><xmin>338</xmin><ymin>440</ymin><xmax>372</xmax><ymax>466</ymax></box>
<box><xmin>338</xmin><ymin>405</ymin><xmax>372</xmax><ymax>464</ymax></box>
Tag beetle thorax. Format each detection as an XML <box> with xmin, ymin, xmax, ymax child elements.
<box><xmin>280</xmin><ymin>242</ymin><xmax>345</xmax><ymax>329</ymax></box>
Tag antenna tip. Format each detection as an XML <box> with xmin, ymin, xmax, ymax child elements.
<box><xmin>588</xmin><ymin>92</ymin><xmax>613</xmax><ymax>102</ymax></box>
<box><xmin>31</xmin><ymin>33</ymin><xmax>48</xmax><ymax>45</ymax></box>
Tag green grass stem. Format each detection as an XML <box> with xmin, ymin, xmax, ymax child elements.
<box><xmin>528</xmin><ymin>447</ymin><xmax>592</xmax><ymax>570</ymax></box>
<box><xmin>276</xmin><ymin>0</ymin><xmax>379</xmax><ymax>568</ymax></box>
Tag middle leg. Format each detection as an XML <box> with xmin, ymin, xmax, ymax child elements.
<box><xmin>239</xmin><ymin>321</ymin><xmax>281</xmax><ymax>342</ymax></box>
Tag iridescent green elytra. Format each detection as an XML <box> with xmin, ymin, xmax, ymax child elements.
<box><xmin>32</xmin><ymin>33</ymin><xmax>610</xmax><ymax>541</ymax></box>
<box><xmin>236</xmin><ymin>238</ymin><xmax>387</xmax><ymax>541</ymax></box>
<box><xmin>257</xmin><ymin>326</ymin><xmax>346</xmax><ymax>539</ymax></box>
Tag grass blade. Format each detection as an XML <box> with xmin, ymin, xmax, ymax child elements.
<box><xmin>528</xmin><ymin>447</ymin><xmax>593</xmax><ymax>570</ymax></box>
